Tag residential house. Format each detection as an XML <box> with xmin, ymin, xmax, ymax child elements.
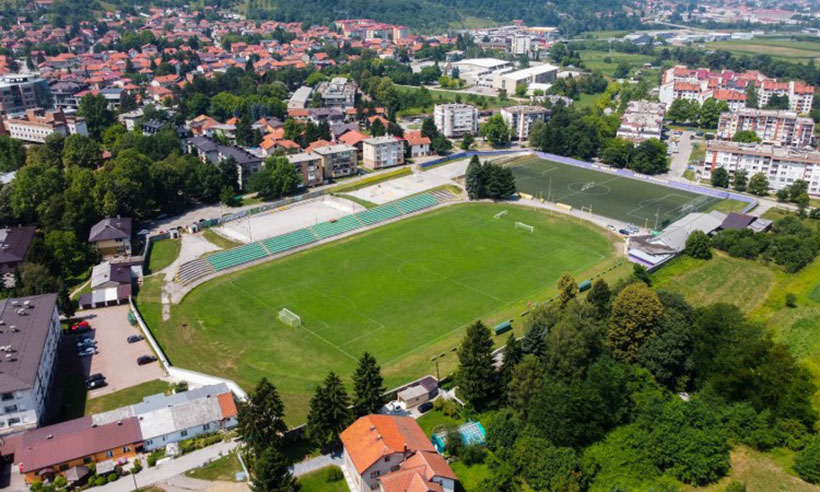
<box><xmin>0</xmin><ymin>226</ymin><xmax>35</xmax><ymax>275</ymax></box>
<box><xmin>403</xmin><ymin>131</ymin><xmax>431</xmax><ymax>158</ymax></box>
<box><xmin>88</xmin><ymin>217</ymin><xmax>132</xmax><ymax>258</ymax></box>
<box><xmin>341</xmin><ymin>415</ymin><xmax>457</xmax><ymax>492</ymax></box>
<box><xmin>315</xmin><ymin>77</ymin><xmax>357</xmax><ymax>109</ymax></box>
<box><xmin>4</xmin><ymin>108</ymin><xmax>87</xmax><ymax>143</ymax></box>
<box><xmin>10</xmin><ymin>416</ymin><xmax>143</xmax><ymax>483</ymax></box>
<box><xmin>717</xmin><ymin>109</ymin><xmax>814</xmax><ymax>147</ymax></box>
<box><xmin>91</xmin><ymin>383</ymin><xmax>238</xmax><ymax>452</ymax></box>
<box><xmin>0</xmin><ymin>294</ymin><xmax>62</xmax><ymax>436</ymax></box>
<box><xmin>186</xmin><ymin>136</ymin><xmax>264</xmax><ymax>189</ymax></box>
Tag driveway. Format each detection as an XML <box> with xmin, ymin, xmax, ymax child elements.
<box><xmin>73</xmin><ymin>305</ymin><xmax>166</xmax><ymax>398</ymax></box>
<box><xmin>668</xmin><ymin>130</ymin><xmax>694</xmax><ymax>178</ymax></box>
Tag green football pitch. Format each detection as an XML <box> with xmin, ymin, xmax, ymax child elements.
<box><xmin>151</xmin><ymin>203</ymin><xmax>618</xmax><ymax>424</ymax></box>
<box><xmin>508</xmin><ymin>155</ymin><xmax>723</xmax><ymax>229</ymax></box>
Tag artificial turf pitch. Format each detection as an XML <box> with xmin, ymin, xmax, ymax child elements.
<box><xmin>508</xmin><ymin>155</ymin><xmax>722</xmax><ymax>229</ymax></box>
<box><xmin>154</xmin><ymin>203</ymin><xmax>616</xmax><ymax>423</ymax></box>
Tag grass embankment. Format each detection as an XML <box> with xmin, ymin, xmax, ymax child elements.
<box><xmin>329</xmin><ymin>167</ymin><xmax>412</xmax><ymax>194</ymax></box>
<box><xmin>147</xmin><ymin>238</ymin><xmax>181</xmax><ymax>274</ymax></box>
<box><xmin>185</xmin><ymin>451</ymin><xmax>244</xmax><ymax>481</ymax></box>
<box><xmin>85</xmin><ymin>380</ymin><xmax>170</xmax><ymax>415</ymax></box>
<box><xmin>202</xmin><ymin>229</ymin><xmax>242</xmax><ymax>250</ymax></box>
<box><xmin>144</xmin><ymin>203</ymin><xmax>621</xmax><ymax>425</ymax></box>
<box><xmin>332</xmin><ymin>193</ymin><xmax>377</xmax><ymax>209</ymax></box>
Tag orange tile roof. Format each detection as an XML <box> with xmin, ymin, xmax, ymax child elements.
<box><xmin>306</xmin><ymin>139</ymin><xmax>332</xmax><ymax>152</ymax></box>
<box><xmin>339</xmin><ymin>130</ymin><xmax>367</xmax><ymax>146</ymax></box>
<box><xmin>674</xmin><ymin>81</ymin><xmax>700</xmax><ymax>92</ymax></box>
<box><xmin>403</xmin><ymin>130</ymin><xmax>430</xmax><ymax>146</ymax></box>
<box><xmin>340</xmin><ymin>415</ymin><xmax>435</xmax><ymax>474</ymax></box>
<box><xmin>218</xmin><ymin>393</ymin><xmax>238</xmax><ymax>419</ymax></box>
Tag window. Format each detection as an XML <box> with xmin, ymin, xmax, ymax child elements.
<box><xmin>60</xmin><ymin>464</ymin><xmax>69</xmax><ymax>471</ymax></box>
<box><xmin>83</xmin><ymin>457</ymin><xmax>92</xmax><ymax>464</ymax></box>
<box><xmin>203</xmin><ymin>423</ymin><xmax>211</xmax><ymax>431</ymax></box>
<box><xmin>1</xmin><ymin>393</ymin><xmax>12</xmax><ymax>401</ymax></box>
<box><xmin>384</xmin><ymin>456</ymin><xmax>390</xmax><ymax>463</ymax></box>
<box><xmin>123</xmin><ymin>446</ymin><xmax>131</xmax><ymax>453</ymax></box>
<box><xmin>8</xmin><ymin>418</ymin><xmax>20</xmax><ymax>426</ymax></box>
<box><xmin>181</xmin><ymin>430</ymin><xmax>188</xmax><ymax>437</ymax></box>
<box><xmin>370</xmin><ymin>470</ymin><xmax>380</xmax><ymax>478</ymax></box>
<box><xmin>105</xmin><ymin>450</ymin><xmax>114</xmax><ymax>458</ymax></box>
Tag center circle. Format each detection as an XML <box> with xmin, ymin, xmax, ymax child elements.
<box><xmin>567</xmin><ymin>182</ymin><xmax>612</xmax><ymax>196</ymax></box>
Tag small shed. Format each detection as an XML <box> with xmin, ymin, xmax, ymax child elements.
<box><xmin>397</xmin><ymin>377</ymin><xmax>438</xmax><ymax>407</ymax></box>
<box><xmin>578</xmin><ymin>280</ymin><xmax>591</xmax><ymax>292</ymax></box>
<box><xmin>493</xmin><ymin>320</ymin><xmax>512</xmax><ymax>336</ymax></box>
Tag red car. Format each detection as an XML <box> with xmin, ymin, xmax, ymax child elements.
<box><xmin>71</xmin><ymin>320</ymin><xmax>91</xmax><ymax>332</ymax></box>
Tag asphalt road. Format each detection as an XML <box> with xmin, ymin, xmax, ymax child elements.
<box><xmin>668</xmin><ymin>130</ymin><xmax>694</xmax><ymax>178</ymax></box>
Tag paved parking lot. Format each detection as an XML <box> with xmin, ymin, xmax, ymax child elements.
<box><xmin>69</xmin><ymin>304</ymin><xmax>165</xmax><ymax>398</ymax></box>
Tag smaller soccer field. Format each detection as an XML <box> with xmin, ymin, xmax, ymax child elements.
<box><xmin>508</xmin><ymin>155</ymin><xmax>722</xmax><ymax>229</ymax></box>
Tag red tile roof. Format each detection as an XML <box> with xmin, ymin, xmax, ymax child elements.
<box><xmin>341</xmin><ymin>415</ymin><xmax>435</xmax><ymax>474</ymax></box>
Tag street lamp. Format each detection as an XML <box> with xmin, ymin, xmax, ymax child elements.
<box><xmin>430</xmin><ymin>347</ymin><xmax>458</xmax><ymax>385</ymax></box>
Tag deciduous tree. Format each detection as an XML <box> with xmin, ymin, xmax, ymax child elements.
<box><xmin>608</xmin><ymin>282</ymin><xmax>664</xmax><ymax>362</ymax></box>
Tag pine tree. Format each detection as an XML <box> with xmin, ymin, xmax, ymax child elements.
<box><xmin>456</xmin><ymin>321</ymin><xmax>497</xmax><ymax>410</ymax></box>
<box><xmin>521</xmin><ymin>321</ymin><xmax>546</xmax><ymax>357</ymax></box>
<box><xmin>353</xmin><ymin>352</ymin><xmax>385</xmax><ymax>417</ymax></box>
<box><xmin>307</xmin><ymin>372</ymin><xmax>352</xmax><ymax>450</ymax></box>
<box><xmin>250</xmin><ymin>447</ymin><xmax>299</xmax><ymax>492</ymax></box>
<box><xmin>465</xmin><ymin>155</ymin><xmax>484</xmax><ymax>200</ymax></box>
<box><xmin>237</xmin><ymin>378</ymin><xmax>288</xmax><ymax>455</ymax></box>
<box><xmin>499</xmin><ymin>334</ymin><xmax>522</xmax><ymax>401</ymax></box>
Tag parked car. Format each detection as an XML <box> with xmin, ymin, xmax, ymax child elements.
<box><xmin>87</xmin><ymin>379</ymin><xmax>107</xmax><ymax>390</ymax></box>
<box><xmin>78</xmin><ymin>347</ymin><xmax>98</xmax><ymax>357</ymax></box>
<box><xmin>85</xmin><ymin>373</ymin><xmax>105</xmax><ymax>384</ymax></box>
<box><xmin>127</xmin><ymin>335</ymin><xmax>144</xmax><ymax>343</ymax></box>
<box><xmin>75</xmin><ymin>339</ymin><xmax>96</xmax><ymax>348</ymax></box>
<box><xmin>137</xmin><ymin>355</ymin><xmax>157</xmax><ymax>365</ymax></box>
<box><xmin>618</xmin><ymin>228</ymin><xmax>631</xmax><ymax>236</ymax></box>
<box><xmin>70</xmin><ymin>320</ymin><xmax>91</xmax><ymax>333</ymax></box>
<box><xmin>418</xmin><ymin>401</ymin><xmax>434</xmax><ymax>414</ymax></box>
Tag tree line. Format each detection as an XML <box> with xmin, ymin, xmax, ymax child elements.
<box><xmin>451</xmin><ymin>270</ymin><xmax>818</xmax><ymax>490</ymax></box>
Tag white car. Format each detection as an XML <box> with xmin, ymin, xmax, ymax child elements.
<box><xmin>78</xmin><ymin>347</ymin><xmax>98</xmax><ymax>357</ymax></box>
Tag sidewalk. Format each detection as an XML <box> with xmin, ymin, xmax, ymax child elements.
<box><xmin>91</xmin><ymin>441</ymin><xmax>239</xmax><ymax>492</ymax></box>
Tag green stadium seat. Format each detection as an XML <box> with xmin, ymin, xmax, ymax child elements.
<box><xmin>394</xmin><ymin>193</ymin><xmax>438</xmax><ymax>214</ymax></box>
<box><xmin>312</xmin><ymin>215</ymin><xmax>363</xmax><ymax>240</ymax></box>
<box><xmin>262</xmin><ymin>228</ymin><xmax>318</xmax><ymax>255</ymax></box>
<box><xmin>207</xmin><ymin>243</ymin><xmax>268</xmax><ymax>271</ymax></box>
<box><xmin>356</xmin><ymin>204</ymin><xmax>403</xmax><ymax>226</ymax></box>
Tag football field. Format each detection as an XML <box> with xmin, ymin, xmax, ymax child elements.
<box><xmin>152</xmin><ymin>203</ymin><xmax>618</xmax><ymax>423</ymax></box>
<box><xmin>508</xmin><ymin>155</ymin><xmax>722</xmax><ymax>229</ymax></box>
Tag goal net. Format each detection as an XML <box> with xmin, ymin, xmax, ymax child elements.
<box><xmin>278</xmin><ymin>308</ymin><xmax>301</xmax><ymax>328</ymax></box>
<box><xmin>515</xmin><ymin>222</ymin><xmax>534</xmax><ymax>233</ymax></box>
<box><xmin>494</xmin><ymin>210</ymin><xmax>508</xmax><ymax>219</ymax></box>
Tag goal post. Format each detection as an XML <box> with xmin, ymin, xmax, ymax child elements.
<box><xmin>493</xmin><ymin>210</ymin><xmax>508</xmax><ymax>219</ymax></box>
<box><xmin>278</xmin><ymin>308</ymin><xmax>301</xmax><ymax>328</ymax></box>
<box><xmin>515</xmin><ymin>222</ymin><xmax>534</xmax><ymax>234</ymax></box>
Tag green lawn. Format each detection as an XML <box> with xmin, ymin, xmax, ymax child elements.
<box><xmin>578</xmin><ymin>49</ymin><xmax>655</xmax><ymax>77</ymax></box>
<box><xmin>185</xmin><ymin>451</ymin><xmax>243</xmax><ymax>481</ymax></box>
<box><xmin>508</xmin><ymin>155</ymin><xmax>720</xmax><ymax>229</ymax></box>
<box><xmin>84</xmin><ymin>380</ymin><xmax>170</xmax><ymax>415</ymax></box>
<box><xmin>706</xmin><ymin>198</ymin><xmax>751</xmax><ymax>214</ymax></box>
<box><xmin>329</xmin><ymin>167</ymin><xmax>411</xmax><ymax>193</ymax></box>
<box><xmin>652</xmin><ymin>254</ymin><xmax>775</xmax><ymax>314</ymax></box>
<box><xmin>395</xmin><ymin>86</ymin><xmax>516</xmax><ymax>117</ymax></box>
<box><xmin>416</xmin><ymin>409</ymin><xmax>464</xmax><ymax>437</ymax></box>
<box><xmin>147</xmin><ymin>239</ymin><xmax>181</xmax><ymax>274</ymax></box>
<box><xmin>298</xmin><ymin>467</ymin><xmax>347</xmax><ymax>492</ymax></box>
<box><xmin>451</xmin><ymin>460</ymin><xmax>493</xmax><ymax>491</ymax></box>
<box><xmin>202</xmin><ymin>229</ymin><xmax>242</xmax><ymax>250</ymax></box>
<box><xmin>332</xmin><ymin>193</ymin><xmax>377</xmax><ymax>209</ymax></box>
<box><xmin>706</xmin><ymin>38</ymin><xmax>820</xmax><ymax>64</ymax></box>
<box><xmin>142</xmin><ymin>203</ymin><xmax>618</xmax><ymax>424</ymax></box>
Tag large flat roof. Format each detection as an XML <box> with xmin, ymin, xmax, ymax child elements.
<box><xmin>0</xmin><ymin>294</ymin><xmax>58</xmax><ymax>393</ymax></box>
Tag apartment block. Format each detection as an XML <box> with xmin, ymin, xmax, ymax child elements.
<box><xmin>0</xmin><ymin>293</ymin><xmax>61</xmax><ymax>436</ymax></box>
<box><xmin>0</xmin><ymin>74</ymin><xmax>52</xmax><ymax>115</ymax></box>
<box><xmin>434</xmin><ymin>103</ymin><xmax>478</xmax><ymax>138</ymax></box>
<box><xmin>717</xmin><ymin>109</ymin><xmax>814</xmax><ymax>147</ymax></box>
<box><xmin>500</xmin><ymin>105</ymin><xmax>549</xmax><ymax>140</ymax></box>
<box><xmin>616</xmin><ymin>100</ymin><xmax>666</xmax><ymax>143</ymax></box>
<box><xmin>5</xmin><ymin>108</ymin><xmax>88</xmax><ymax>143</ymax></box>
<box><xmin>703</xmin><ymin>141</ymin><xmax>820</xmax><ymax>195</ymax></box>
<box><xmin>286</xmin><ymin>152</ymin><xmax>324</xmax><ymax>187</ymax></box>
<box><xmin>313</xmin><ymin>143</ymin><xmax>358</xmax><ymax>178</ymax></box>
<box><xmin>315</xmin><ymin>77</ymin><xmax>357</xmax><ymax>109</ymax></box>
<box><xmin>362</xmin><ymin>135</ymin><xmax>405</xmax><ymax>170</ymax></box>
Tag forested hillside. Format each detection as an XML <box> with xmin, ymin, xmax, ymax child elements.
<box><xmin>245</xmin><ymin>0</ymin><xmax>645</xmax><ymax>34</ymax></box>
